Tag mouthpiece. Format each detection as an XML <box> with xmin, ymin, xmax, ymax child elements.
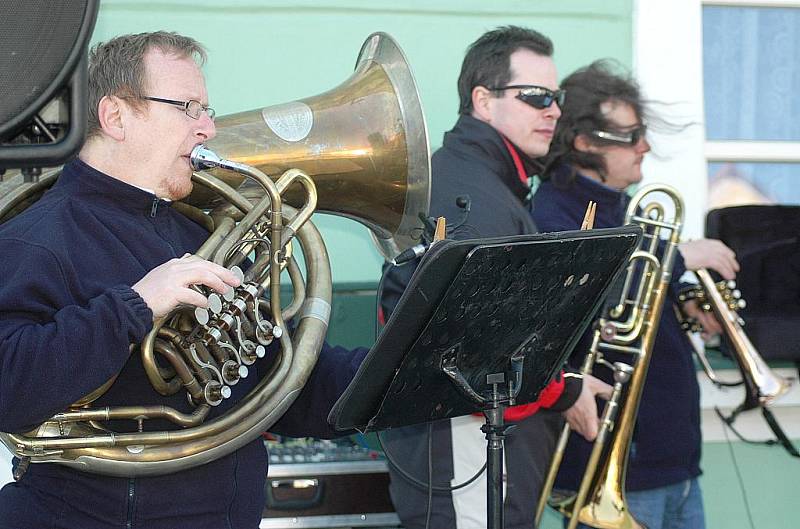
<box><xmin>189</xmin><ymin>144</ymin><xmax>224</xmax><ymax>170</ymax></box>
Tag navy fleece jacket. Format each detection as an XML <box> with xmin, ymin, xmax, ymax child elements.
<box><xmin>0</xmin><ymin>158</ymin><xmax>366</xmax><ymax>529</ymax></box>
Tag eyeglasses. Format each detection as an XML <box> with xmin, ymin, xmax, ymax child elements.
<box><xmin>590</xmin><ymin>125</ymin><xmax>647</xmax><ymax>146</ymax></box>
<box><xmin>486</xmin><ymin>84</ymin><xmax>566</xmax><ymax>109</ymax></box>
<box><xmin>142</xmin><ymin>96</ymin><xmax>216</xmax><ymax>121</ymax></box>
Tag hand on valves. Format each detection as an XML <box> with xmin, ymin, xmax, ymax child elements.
<box><xmin>677</xmin><ymin>238</ymin><xmax>740</xmax><ymax>338</ymax></box>
<box><xmin>132</xmin><ymin>254</ymin><xmax>241</xmax><ymax>320</ymax></box>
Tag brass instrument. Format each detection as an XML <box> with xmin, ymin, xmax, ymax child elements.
<box><xmin>0</xmin><ymin>32</ymin><xmax>430</xmax><ymax>477</ymax></box>
<box><xmin>535</xmin><ymin>183</ymin><xmax>684</xmax><ymax>529</ymax></box>
<box><xmin>680</xmin><ymin>270</ymin><xmax>795</xmax><ymax>455</ymax></box>
<box><xmin>683</xmin><ymin>270</ymin><xmax>791</xmax><ymax>411</ymax></box>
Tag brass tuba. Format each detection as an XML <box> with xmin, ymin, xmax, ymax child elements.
<box><xmin>535</xmin><ymin>183</ymin><xmax>684</xmax><ymax>529</ymax></box>
<box><xmin>0</xmin><ymin>32</ymin><xmax>430</xmax><ymax>477</ymax></box>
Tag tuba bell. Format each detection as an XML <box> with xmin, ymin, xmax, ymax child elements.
<box><xmin>0</xmin><ymin>32</ymin><xmax>430</xmax><ymax>477</ymax></box>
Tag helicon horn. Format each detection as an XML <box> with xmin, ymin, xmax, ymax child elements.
<box><xmin>0</xmin><ymin>32</ymin><xmax>430</xmax><ymax>477</ymax></box>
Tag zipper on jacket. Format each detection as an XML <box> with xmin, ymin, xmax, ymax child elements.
<box><xmin>150</xmin><ymin>197</ymin><xmax>159</xmax><ymax>217</ymax></box>
<box><xmin>126</xmin><ymin>477</ymin><xmax>135</xmax><ymax>529</ymax></box>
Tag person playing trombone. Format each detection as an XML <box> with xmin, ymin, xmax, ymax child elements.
<box><xmin>531</xmin><ymin>60</ymin><xmax>739</xmax><ymax>529</ymax></box>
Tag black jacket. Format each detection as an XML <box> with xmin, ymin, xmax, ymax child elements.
<box><xmin>381</xmin><ymin>114</ymin><xmax>537</xmax><ymax>315</ymax></box>
<box><xmin>380</xmin><ymin>116</ymin><xmax>575</xmax><ymax>529</ymax></box>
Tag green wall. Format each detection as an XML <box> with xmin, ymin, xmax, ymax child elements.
<box><xmin>88</xmin><ymin>4</ymin><xmax>800</xmax><ymax>529</ymax></box>
<box><xmin>91</xmin><ymin>0</ymin><xmax>633</xmax><ymax>284</ymax></box>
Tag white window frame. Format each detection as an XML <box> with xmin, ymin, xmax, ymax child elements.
<box><xmin>634</xmin><ymin>0</ymin><xmax>800</xmax><ymax>238</ymax></box>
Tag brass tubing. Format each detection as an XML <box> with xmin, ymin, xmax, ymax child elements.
<box><xmin>536</xmin><ymin>184</ymin><xmax>683</xmax><ymax>529</ymax></box>
<box><xmin>599</xmin><ymin>251</ymin><xmax>662</xmax><ymax>344</ymax></box>
<box><xmin>695</xmin><ymin>269</ymin><xmax>791</xmax><ymax>406</ymax></box>
<box><xmin>281</xmin><ymin>255</ymin><xmax>306</xmax><ymax>322</ymax></box>
<box><xmin>51</xmin><ymin>404</ymin><xmax>211</xmax><ymax>428</ymax></box>
<box><xmin>210</xmin><ymin>163</ymin><xmax>281</xmax><ymax>268</ymax></box>
<box><xmin>195</xmin><ymin>216</ymin><xmax>236</xmax><ymax>261</ymax></box>
<box><xmin>158</xmin><ymin>327</ymin><xmax>214</xmax><ymax>387</ymax></box>
<box><xmin>153</xmin><ymin>339</ymin><xmax>205</xmax><ymax>401</ymax></box>
<box><xmin>208</xmin><ymin>340</ymin><xmax>234</xmax><ymax>365</ymax></box>
<box><xmin>566</xmin><ymin>373</ymin><xmax>627</xmax><ymax>529</ymax></box>
<box><xmin>535</xmin><ymin>332</ymin><xmax>603</xmax><ymax>527</ymax></box>
<box><xmin>141</xmin><ymin>329</ymin><xmax>182</xmax><ymax>396</ymax></box>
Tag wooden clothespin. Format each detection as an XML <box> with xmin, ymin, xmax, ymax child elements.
<box><xmin>580</xmin><ymin>201</ymin><xmax>596</xmax><ymax>230</ymax></box>
<box><xmin>432</xmin><ymin>216</ymin><xmax>447</xmax><ymax>244</ymax></box>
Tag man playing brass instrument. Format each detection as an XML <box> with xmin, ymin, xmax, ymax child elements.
<box><xmin>380</xmin><ymin>26</ymin><xmax>614</xmax><ymax>529</ymax></box>
<box><xmin>0</xmin><ymin>31</ymin><xmax>366</xmax><ymax>528</ymax></box>
<box><xmin>531</xmin><ymin>60</ymin><xmax>740</xmax><ymax>529</ymax></box>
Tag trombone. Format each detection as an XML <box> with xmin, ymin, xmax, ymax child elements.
<box><xmin>535</xmin><ymin>183</ymin><xmax>684</xmax><ymax>529</ymax></box>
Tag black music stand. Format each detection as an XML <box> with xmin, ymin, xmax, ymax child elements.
<box><xmin>329</xmin><ymin>228</ymin><xmax>641</xmax><ymax>529</ymax></box>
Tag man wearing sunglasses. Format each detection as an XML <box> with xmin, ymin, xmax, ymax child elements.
<box><xmin>531</xmin><ymin>60</ymin><xmax>739</xmax><ymax>529</ymax></box>
<box><xmin>379</xmin><ymin>26</ymin><xmax>613</xmax><ymax>529</ymax></box>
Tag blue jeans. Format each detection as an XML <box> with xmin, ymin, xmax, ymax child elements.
<box><xmin>565</xmin><ymin>478</ymin><xmax>705</xmax><ymax>529</ymax></box>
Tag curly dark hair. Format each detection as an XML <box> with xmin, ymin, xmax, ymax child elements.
<box><xmin>457</xmin><ymin>26</ymin><xmax>553</xmax><ymax>115</ymax></box>
<box><xmin>541</xmin><ymin>60</ymin><xmax>644</xmax><ymax>185</ymax></box>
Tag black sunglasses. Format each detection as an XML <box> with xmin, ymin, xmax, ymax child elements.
<box><xmin>487</xmin><ymin>84</ymin><xmax>566</xmax><ymax>109</ymax></box>
<box><xmin>590</xmin><ymin>125</ymin><xmax>648</xmax><ymax>146</ymax></box>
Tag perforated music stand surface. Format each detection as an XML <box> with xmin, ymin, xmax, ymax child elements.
<box><xmin>329</xmin><ymin>227</ymin><xmax>641</xmax><ymax>433</ymax></box>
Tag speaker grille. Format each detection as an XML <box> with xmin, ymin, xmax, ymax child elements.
<box><xmin>0</xmin><ymin>0</ymin><xmax>90</xmax><ymax>135</ymax></box>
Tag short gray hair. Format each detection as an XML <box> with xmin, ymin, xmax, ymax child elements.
<box><xmin>87</xmin><ymin>31</ymin><xmax>207</xmax><ymax>138</ymax></box>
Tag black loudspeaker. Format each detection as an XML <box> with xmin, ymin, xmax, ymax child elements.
<box><xmin>0</xmin><ymin>0</ymin><xmax>99</xmax><ymax>170</ymax></box>
<box><xmin>706</xmin><ymin>205</ymin><xmax>800</xmax><ymax>361</ymax></box>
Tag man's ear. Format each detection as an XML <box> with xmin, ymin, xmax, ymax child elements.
<box><xmin>471</xmin><ymin>86</ymin><xmax>493</xmax><ymax>122</ymax></box>
<box><xmin>96</xmin><ymin>95</ymin><xmax>126</xmax><ymax>141</ymax></box>
<box><xmin>574</xmin><ymin>133</ymin><xmax>594</xmax><ymax>153</ymax></box>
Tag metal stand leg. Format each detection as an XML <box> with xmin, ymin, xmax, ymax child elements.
<box><xmin>482</xmin><ymin>407</ymin><xmax>510</xmax><ymax>529</ymax></box>
<box><xmin>443</xmin><ymin>357</ymin><xmax>524</xmax><ymax>529</ymax></box>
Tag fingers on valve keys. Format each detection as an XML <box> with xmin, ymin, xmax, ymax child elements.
<box><xmin>193</xmin><ymin>271</ymin><xmax>241</xmax><ymax>326</ymax></box>
<box><xmin>133</xmin><ymin>255</ymin><xmax>242</xmax><ymax>320</ymax></box>
<box><xmin>182</xmin><ymin>260</ymin><xmax>242</xmax><ymax>322</ymax></box>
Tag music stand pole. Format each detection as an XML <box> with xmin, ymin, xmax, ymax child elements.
<box><xmin>482</xmin><ymin>397</ymin><xmax>512</xmax><ymax>528</ymax></box>
<box><xmin>444</xmin><ymin>356</ymin><xmax>524</xmax><ymax>529</ymax></box>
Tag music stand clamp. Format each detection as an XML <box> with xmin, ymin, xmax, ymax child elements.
<box><xmin>329</xmin><ymin>228</ymin><xmax>642</xmax><ymax>529</ymax></box>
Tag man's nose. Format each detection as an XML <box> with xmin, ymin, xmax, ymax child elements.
<box><xmin>197</xmin><ymin>112</ymin><xmax>216</xmax><ymax>141</ymax></box>
<box><xmin>545</xmin><ymin>100</ymin><xmax>562</xmax><ymax>120</ymax></box>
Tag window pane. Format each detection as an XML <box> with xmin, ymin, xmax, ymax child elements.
<box><xmin>708</xmin><ymin>162</ymin><xmax>800</xmax><ymax>208</ymax></box>
<box><xmin>703</xmin><ymin>6</ymin><xmax>800</xmax><ymax>141</ymax></box>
